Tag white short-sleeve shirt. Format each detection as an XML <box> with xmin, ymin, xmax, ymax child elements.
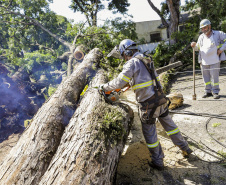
<box><xmin>200</xmin><ymin>35</ymin><xmax>220</xmax><ymax>65</ymax></box>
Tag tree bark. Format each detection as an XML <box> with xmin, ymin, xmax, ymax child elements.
<box><xmin>0</xmin><ymin>48</ymin><xmax>103</xmax><ymax>185</ymax></box>
<box><xmin>39</xmin><ymin>69</ymin><xmax>134</xmax><ymax>185</ymax></box>
<box><xmin>166</xmin><ymin>0</ymin><xmax>180</xmax><ymax>44</ymax></box>
<box><xmin>147</xmin><ymin>0</ymin><xmax>180</xmax><ymax>43</ymax></box>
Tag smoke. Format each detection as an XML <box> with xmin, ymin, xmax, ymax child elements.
<box><xmin>0</xmin><ymin>53</ymin><xmax>87</xmax><ymax>142</ymax></box>
<box><xmin>0</xmin><ymin>60</ymin><xmax>57</xmax><ymax>142</ymax></box>
<box><xmin>0</xmin><ymin>72</ymin><xmax>33</xmax><ymax>142</ymax></box>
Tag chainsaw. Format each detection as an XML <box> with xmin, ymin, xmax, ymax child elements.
<box><xmin>99</xmin><ymin>86</ymin><xmax>130</xmax><ymax>104</ymax></box>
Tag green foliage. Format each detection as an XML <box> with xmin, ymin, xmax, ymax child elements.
<box><xmin>24</xmin><ymin>119</ymin><xmax>32</xmax><ymax>128</ymax></box>
<box><xmin>1</xmin><ymin>0</ymin><xmax>137</xmax><ymax>76</ymax></box>
<box><xmin>94</xmin><ymin>105</ymin><xmax>126</xmax><ymax>147</ymax></box>
<box><xmin>77</xmin><ymin>26</ymin><xmax>113</xmax><ymax>52</ymax></box>
<box><xmin>0</xmin><ymin>0</ymin><xmax>71</xmax><ymax>62</ymax></box>
<box><xmin>160</xmin><ymin>2</ymin><xmax>169</xmax><ymax>19</ymax></box>
<box><xmin>152</xmin><ymin>20</ymin><xmax>199</xmax><ymax>68</ymax></box>
<box><xmin>217</xmin><ymin>150</ymin><xmax>226</xmax><ymax>158</ymax></box>
<box><xmin>74</xmin><ymin>23</ymin><xmax>136</xmax><ymax>71</ymax></box>
<box><xmin>221</xmin><ymin>20</ymin><xmax>226</xmax><ymax>33</ymax></box>
<box><xmin>152</xmin><ymin>0</ymin><xmax>226</xmax><ymax>71</ymax></box>
<box><xmin>15</xmin><ymin>52</ymin><xmax>62</xmax><ymax>86</ymax></box>
<box><xmin>182</xmin><ymin>0</ymin><xmax>226</xmax><ymax>30</ymax></box>
<box><xmin>198</xmin><ymin>0</ymin><xmax>226</xmax><ymax>30</ymax></box>
<box><xmin>108</xmin><ymin>0</ymin><xmax>130</xmax><ymax>13</ymax></box>
<box><xmin>109</xmin><ymin>18</ymin><xmax>138</xmax><ymax>41</ymax></box>
<box><xmin>160</xmin><ymin>71</ymin><xmax>171</xmax><ymax>94</ymax></box>
<box><xmin>100</xmin><ymin>107</ymin><xmax>125</xmax><ymax>146</ymax></box>
<box><xmin>17</xmin><ymin>52</ymin><xmax>56</xmax><ymax>66</ymax></box>
<box><xmin>48</xmin><ymin>86</ymin><xmax>57</xmax><ymax>96</ymax></box>
<box><xmin>152</xmin><ymin>42</ymin><xmax>172</xmax><ymax>68</ymax></box>
<box><xmin>61</xmin><ymin>62</ymin><xmax>68</xmax><ymax>71</ymax></box>
<box><xmin>138</xmin><ymin>38</ymin><xmax>146</xmax><ymax>45</ymax></box>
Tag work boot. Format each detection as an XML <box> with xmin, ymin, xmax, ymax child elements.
<box><xmin>213</xmin><ymin>93</ymin><xmax>220</xmax><ymax>99</ymax></box>
<box><xmin>182</xmin><ymin>148</ymin><xmax>193</xmax><ymax>158</ymax></box>
<box><xmin>149</xmin><ymin>161</ymin><xmax>164</xmax><ymax>171</ymax></box>
<box><xmin>202</xmin><ymin>92</ymin><xmax>212</xmax><ymax>98</ymax></box>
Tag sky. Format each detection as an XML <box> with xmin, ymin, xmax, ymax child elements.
<box><xmin>49</xmin><ymin>0</ymin><xmax>186</xmax><ymax>25</ymax></box>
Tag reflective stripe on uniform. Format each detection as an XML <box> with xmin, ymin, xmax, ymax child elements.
<box><xmin>212</xmin><ymin>82</ymin><xmax>219</xmax><ymax>86</ymax></box>
<box><xmin>119</xmin><ymin>74</ymin><xmax>131</xmax><ymax>82</ymax></box>
<box><xmin>147</xmin><ymin>140</ymin><xmax>159</xmax><ymax>148</ymax></box>
<box><xmin>217</xmin><ymin>39</ymin><xmax>226</xmax><ymax>48</ymax></box>
<box><xmin>166</xmin><ymin>127</ymin><xmax>180</xmax><ymax>136</ymax></box>
<box><xmin>132</xmin><ymin>80</ymin><xmax>153</xmax><ymax>90</ymax></box>
<box><xmin>217</xmin><ymin>44</ymin><xmax>222</xmax><ymax>48</ymax></box>
<box><xmin>205</xmin><ymin>81</ymin><xmax>211</xmax><ymax>85</ymax></box>
<box><xmin>156</xmin><ymin>76</ymin><xmax>160</xmax><ymax>81</ymax></box>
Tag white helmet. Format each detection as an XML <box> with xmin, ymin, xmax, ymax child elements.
<box><xmin>119</xmin><ymin>39</ymin><xmax>137</xmax><ymax>56</ymax></box>
<box><xmin>200</xmin><ymin>19</ymin><xmax>211</xmax><ymax>29</ymax></box>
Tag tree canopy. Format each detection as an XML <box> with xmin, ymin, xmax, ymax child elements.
<box><xmin>182</xmin><ymin>0</ymin><xmax>226</xmax><ymax>30</ymax></box>
<box><xmin>70</xmin><ymin>0</ymin><xmax>130</xmax><ymax>26</ymax></box>
<box><xmin>0</xmin><ymin>0</ymin><xmax>72</xmax><ymax>62</ymax></box>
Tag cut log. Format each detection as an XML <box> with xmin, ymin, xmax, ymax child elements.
<box><xmin>73</xmin><ymin>45</ymin><xmax>87</xmax><ymax>61</ymax></box>
<box><xmin>39</xmin><ymin>70</ymin><xmax>134</xmax><ymax>185</ymax></box>
<box><xmin>0</xmin><ymin>48</ymin><xmax>103</xmax><ymax>185</ymax></box>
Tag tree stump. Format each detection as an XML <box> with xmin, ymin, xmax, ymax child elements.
<box><xmin>167</xmin><ymin>92</ymin><xmax>184</xmax><ymax>110</ymax></box>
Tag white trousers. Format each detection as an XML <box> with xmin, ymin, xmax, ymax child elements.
<box><xmin>201</xmin><ymin>62</ymin><xmax>220</xmax><ymax>94</ymax></box>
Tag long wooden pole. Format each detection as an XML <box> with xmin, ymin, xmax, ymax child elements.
<box><xmin>193</xmin><ymin>48</ymin><xmax>197</xmax><ymax>100</ymax></box>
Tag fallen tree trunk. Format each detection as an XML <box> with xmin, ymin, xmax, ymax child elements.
<box><xmin>0</xmin><ymin>48</ymin><xmax>103</xmax><ymax>185</ymax></box>
<box><xmin>39</xmin><ymin>70</ymin><xmax>134</xmax><ymax>185</ymax></box>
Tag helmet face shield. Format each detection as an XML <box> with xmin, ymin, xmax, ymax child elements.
<box><xmin>107</xmin><ymin>39</ymin><xmax>137</xmax><ymax>59</ymax></box>
<box><xmin>107</xmin><ymin>45</ymin><xmax>123</xmax><ymax>59</ymax></box>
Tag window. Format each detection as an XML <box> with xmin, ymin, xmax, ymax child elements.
<box><xmin>150</xmin><ymin>33</ymin><xmax>161</xmax><ymax>42</ymax></box>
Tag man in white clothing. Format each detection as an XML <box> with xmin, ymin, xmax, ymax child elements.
<box><xmin>191</xmin><ymin>19</ymin><xmax>226</xmax><ymax>99</ymax></box>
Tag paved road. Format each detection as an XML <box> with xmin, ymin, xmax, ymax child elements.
<box><xmin>169</xmin><ymin>63</ymin><xmax>226</xmax><ymax>162</ymax></box>
<box><xmin>116</xmin><ymin>62</ymin><xmax>226</xmax><ymax>185</ymax></box>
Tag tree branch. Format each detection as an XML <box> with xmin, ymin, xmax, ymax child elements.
<box><xmin>1</xmin><ymin>6</ymin><xmax>72</xmax><ymax>49</ymax></box>
<box><xmin>72</xmin><ymin>21</ymin><xmax>87</xmax><ymax>46</ymax></box>
<box><xmin>0</xmin><ymin>20</ymin><xmax>33</xmax><ymax>25</ymax></box>
<box><xmin>31</xmin><ymin>42</ymin><xmax>56</xmax><ymax>54</ymax></box>
<box><xmin>147</xmin><ymin>0</ymin><xmax>169</xmax><ymax>28</ymax></box>
<box><xmin>169</xmin><ymin>43</ymin><xmax>190</xmax><ymax>63</ymax></box>
<box><xmin>72</xmin><ymin>0</ymin><xmax>92</xmax><ymax>26</ymax></box>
